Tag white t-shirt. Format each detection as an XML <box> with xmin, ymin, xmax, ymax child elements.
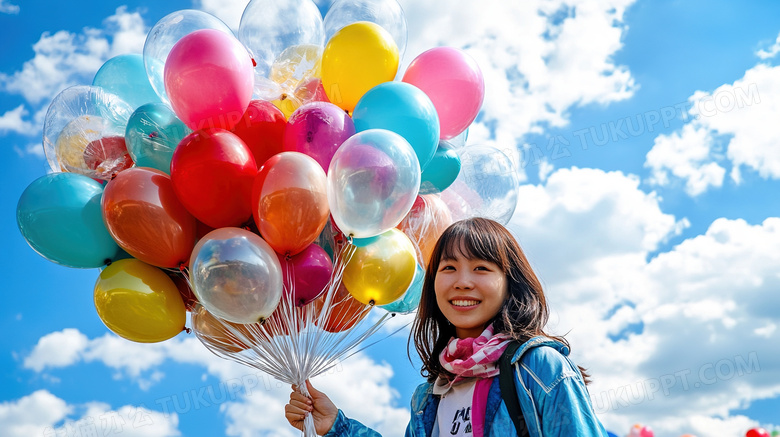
<box><xmin>433</xmin><ymin>378</ymin><xmax>477</xmax><ymax>437</ymax></box>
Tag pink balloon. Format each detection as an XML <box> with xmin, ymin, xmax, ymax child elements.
<box><xmin>283</xmin><ymin>102</ymin><xmax>356</xmax><ymax>172</ymax></box>
<box><xmin>402</xmin><ymin>47</ymin><xmax>484</xmax><ymax>140</ymax></box>
<box><xmin>277</xmin><ymin>244</ymin><xmax>333</xmax><ymax>306</ymax></box>
<box><xmin>640</xmin><ymin>426</ymin><xmax>655</xmax><ymax>437</ymax></box>
<box><xmin>164</xmin><ymin>29</ymin><xmax>254</xmax><ymax>131</ymax></box>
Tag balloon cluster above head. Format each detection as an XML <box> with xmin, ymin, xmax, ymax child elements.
<box><xmin>17</xmin><ymin>0</ymin><xmax>520</xmax><ymax>349</ymax></box>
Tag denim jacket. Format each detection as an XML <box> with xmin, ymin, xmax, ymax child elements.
<box><xmin>324</xmin><ymin>336</ymin><xmax>607</xmax><ymax>437</ymax></box>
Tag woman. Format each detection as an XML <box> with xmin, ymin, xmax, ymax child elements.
<box><xmin>286</xmin><ymin>217</ymin><xmax>607</xmax><ymax>436</ymax></box>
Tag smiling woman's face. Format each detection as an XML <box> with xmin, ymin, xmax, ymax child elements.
<box><xmin>434</xmin><ymin>251</ymin><xmax>508</xmax><ymax>339</ymax></box>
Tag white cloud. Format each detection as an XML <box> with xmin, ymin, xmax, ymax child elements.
<box><xmin>508</xmin><ymin>167</ymin><xmax>780</xmax><ymax>435</ymax></box>
<box><xmin>0</xmin><ymin>390</ymin><xmax>180</xmax><ymax>437</ymax></box>
<box><xmin>645</xmin><ymin>123</ymin><xmax>726</xmax><ymax>196</ymax></box>
<box><xmin>0</xmin><ymin>7</ymin><xmax>147</xmax><ymax>105</ymax></box>
<box><xmin>0</xmin><ymin>0</ymin><xmax>19</xmax><ymax>14</ymax></box>
<box><xmin>756</xmin><ymin>32</ymin><xmax>780</xmax><ymax>59</ymax></box>
<box><xmin>645</xmin><ymin>63</ymin><xmax>780</xmax><ymax>194</ymax></box>
<box><xmin>23</xmin><ymin>328</ymin><xmax>89</xmax><ymax>372</ymax></box>
<box><xmin>0</xmin><ymin>105</ymin><xmax>35</xmax><ymax>134</ymax></box>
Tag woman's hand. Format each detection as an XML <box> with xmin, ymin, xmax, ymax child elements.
<box><xmin>285</xmin><ymin>380</ymin><xmax>338</xmax><ymax>435</ymax></box>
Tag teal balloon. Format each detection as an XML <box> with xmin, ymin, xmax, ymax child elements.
<box><xmin>351</xmin><ymin>235</ymin><xmax>381</xmax><ymax>247</ymax></box>
<box><xmin>17</xmin><ymin>173</ymin><xmax>122</xmax><ymax>268</ymax></box>
<box><xmin>125</xmin><ymin>103</ymin><xmax>191</xmax><ymax>173</ymax></box>
<box><xmin>352</xmin><ymin>82</ymin><xmax>440</xmax><ymax>171</ymax></box>
<box><xmin>419</xmin><ymin>141</ymin><xmax>461</xmax><ymax>194</ymax></box>
<box><xmin>92</xmin><ymin>54</ymin><xmax>161</xmax><ymax>110</ymax></box>
<box><xmin>381</xmin><ymin>263</ymin><xmax>424</xmax><ymax>314</ymax></box>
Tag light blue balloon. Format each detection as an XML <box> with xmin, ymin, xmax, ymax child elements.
<box><xmin>352</xmin><ymin>82</ymin><xmax>440</xmax><ymax>171</ymax></box>
<box><xmin>420</xmin><ymin>141</ymin><xmax>461</xmax><ymax>194</ymax></box>
<box><xmin>381</xmin><ymin>263</ymin><xmax>425</xmax><ymax>314</ymax></box>
<box><xmin>93</xmin><ymin>54</ymin><xmax>162</xmax><ymax>110</ymax></box>
<box><xmin>17</xmin><ymin>173</ymin><xmax>122</xmax><ymax>268</ymax></box>
<box><xmin>126</xmin><ymin>103</ymin><xmax>191</xmax><ymax>173</ymax></box>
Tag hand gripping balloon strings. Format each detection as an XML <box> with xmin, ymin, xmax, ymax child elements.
<box><xmin>191</xmin><ymin>241</ymin><xmax>394</xmax><ymax>437</ymax></box>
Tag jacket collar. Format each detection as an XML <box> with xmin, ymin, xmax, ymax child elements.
<box><xmin>510</xmin><ymin>335</ymin><xmax>570</xmax><ymax>365</ymax></box>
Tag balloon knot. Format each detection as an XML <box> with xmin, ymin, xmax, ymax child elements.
<box><xmin>148</xmin><ymin>131</ymin><xmax>158</xmax><ymax>139</ymax></box>
<box><xmin>251</xmin><ymin>58</ymin><xmax>257</xmax><ymax>67</ymax></box>
<box><xmin>184</xmin><ymin>327</ymin><xmax>191</xmax><ymax>334</ymax></box>
<box><xmin>178</xmin><ymin>262</ymin><xmax>186</xmax><ymax>272</ymax></box>
<box><xmin>369</xmin><ymin>299</ymin><xmax>375</xmax><ymax>306</ymax></box>
<box><xmin>104</xmin><ymin>259</ymin><xmax>112</xmax><ymax>267</ymax></box>
<box><xmin>280</xmin><ymin>94</ymin><xmax>288</xmax><ymax>101</ymax></box>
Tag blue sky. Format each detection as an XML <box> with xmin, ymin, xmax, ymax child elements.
<box><xmin>2</xmin><ymin>0</ymin><xmax>780</xmax><ymax>436</ymax></box>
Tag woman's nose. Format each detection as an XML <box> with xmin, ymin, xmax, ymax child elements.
<box><xmin>453</xmin><ymin>274</ymin><xmax>474</xmax><ymax>289</ymax></box>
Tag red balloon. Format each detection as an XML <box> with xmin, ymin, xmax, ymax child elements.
<box><xmin>102</xmin><ymin>167</ymin><xmax>196</xmax><ymax>268</ymax></box>
<box><xmin>747</xmin><ymin>429</ymin><xmax>770</xmax><ymax>437</ymax></box>
<box><xmin>167</xmin><ymin>271</ymin><xmax>198</xmax><ymax>311</ymax></box>
<box><xmin>231</xmin><ymin>100</ymin><xmax>286</xmax><ymax>168</ymax></box>
<box><xmin>171</xmin><ymin>128</ymin><xmax>258</xmax><ymax>228</ymax></box>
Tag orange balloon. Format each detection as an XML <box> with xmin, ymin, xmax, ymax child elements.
<box><xmin>102</xmin><ymin>167</ymin><xmax>197</xmax><ymax>268</ymax></box>
<box><xmin>313</xmin><ymin>283</ymin><xmax>369</xmax><ymax>333</ymax></box>
<box><xmin>191</xmin><ymin>305</ymin><xmax>253</xmax><ymax>353</ymax></box>
<box><xmin>397</xmin><ymin>194</ymin><xmax>453</xmax><ymax>266</ymax></box>
<box><xmin>252</xmin><ymin>152</ymin><xmax>329</xmax><ymax>256</ymax></box>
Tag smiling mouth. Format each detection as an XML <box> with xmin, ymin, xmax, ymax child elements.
<box><xmin>450</xmin><ymin>299</ymin><xmax>481</xmax><ymax>307</ymax></box>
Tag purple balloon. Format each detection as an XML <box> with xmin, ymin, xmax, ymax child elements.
<box><xmin>283</xmin><ymin>101</ymin><xmax>356</xmax><ymax>172</ymax></box>
<box><xmin>277</xmin><ymin>243</ymin><xmax>333</xmax><ymax>306</ymax></box>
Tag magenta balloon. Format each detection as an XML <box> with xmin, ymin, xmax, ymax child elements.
<box><xmin>277</xmin><ymin>243</ymin><xmax>333</xmax><ymax>306</ymax></box>
<box><xmin>283</xmin><ymin>102</ymin><xmax>356</xmax><ymax>172</ymax></box>
<box><xmin>402</xmin><ymin>47</ymin><xmax>484</xmax><ymax>140</ymax></box>
<box><xmin>164</xmin><ymin>29</ymin><xmax>254</xmax><ymax>131</ymax></box>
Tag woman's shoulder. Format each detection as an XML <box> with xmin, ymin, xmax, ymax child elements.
<box><xmin>512</xmin><ymin>337</ymin><xmax>582</xmax><ymax>393</ymax></box>
<box><xmin>409</xmin><ymin>381</ymin><xmax>434</xmax><ymax>411</ymax></box>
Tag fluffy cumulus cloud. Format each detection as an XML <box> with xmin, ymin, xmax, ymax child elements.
<box><xmin>508</xmin><ymin>167</ymin><xmax>779</xmax><ymax>435</ymax></box>
<box><xmin>645</xmin><ymin>63</ymin><xmax>779</xmax><ymax>195</ymax></box>
<box><xmin>0</xmin><ymin>390</ymin><xmax>179</xmax><ymax>437</ymax></box>
<box><xmin>0</xmin><ymin>0</ymin><xmax>19</xmax><ymax>14</ymax></box>
<box><xmin>0</xmin><ymin>6</ymin><xmax>147</xmax><ymax>140</ymax></box>
<box><xmin>22</xmin><ymin>328</ymin><xmax>409</xmax><ymax>436</ymax></box>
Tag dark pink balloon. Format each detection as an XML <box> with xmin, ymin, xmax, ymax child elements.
<box><xmin>277</xmin><ymin>243</ymin><xmax>333</xmax><ymax>306</ymax></box>
<box><xmin>283</xmin><ymin>101</ymin><xmax>356</xmax><ymax>172</ymax></box>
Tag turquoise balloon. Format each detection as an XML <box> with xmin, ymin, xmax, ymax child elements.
<box><xmin>352</xmin><ymin>82</ymin><xmax>440</xmax><ymax>171</ymax></box>
<box><xmin>125</xmin><ymin>103</ymin><xmax>191</xmax><ymax>173</ymax></box>
<box><xmin>17</xmin><ymin>173</ymin><xmax>122</xmax><ymax>268</ymax></box>
<box><xmin>419</xmin><ymin>141</ymin><xmax>461</xmax><ymax>194</ymax></box>
<box><xmin>93</xmin><ymin>54</ymin><xmax>162</xmax><ymax>110</ymax></box>
<box><xmin>381</xmin><ymin>263</ymin><xmax>424</xmax><ymax>314</ymax></box>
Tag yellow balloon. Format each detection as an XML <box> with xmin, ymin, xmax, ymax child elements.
<box><xmin>321</xmin><ymin>21</ymin><xmax>399</xmax><ymax>113</ymax></box>
<box><xmin>342</xmin><ymin>228</ymin><xmax>416</xmax><ymax>305</ymax></box>
<box><xmin>94</xmin><ymin>259</ymin><xmax>186</xmax><ymax>343</ymax></box>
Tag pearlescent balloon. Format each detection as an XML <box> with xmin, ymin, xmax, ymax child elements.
<box><xmin>143</xmin><ymin>9</ymin><xmax>233</xmax><ymax>106</ymax></box>
<box><xmin>125</xmin><ymin>103</ymin><xmax>191</xmax><ymax>173</ymax></box>
<box><xmin>441</xmin><ymin>145</ymin><xmax>519</xmax><ymax>225</ymax></box>
<box><xmin>327</xmin><ymin>129</ymin><xmax>420</xmax><ymax>238</ymax></box>
<box><xmin>189</xmin><ymin>227</ymin><xmax>283</xmax><ymax>324</ymax></box>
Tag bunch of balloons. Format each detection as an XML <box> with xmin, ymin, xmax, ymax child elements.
<box><xmin>16</xmin><ymin>3</ymin><xmax>519</xmax><ymax>430</ymax></box>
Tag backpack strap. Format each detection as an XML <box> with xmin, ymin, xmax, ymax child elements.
<box><xmin>499</xmin><ymin>341</ymin><xmax>530</xmax><ymax>437</ymax></box>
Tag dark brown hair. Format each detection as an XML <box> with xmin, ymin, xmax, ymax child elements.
<box><xmin>410</xmin><ymin>217</ymin><xmax>590</xmax><ymax>383</ymax></box>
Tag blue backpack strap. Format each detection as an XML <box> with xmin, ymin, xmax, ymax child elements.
<box><xmin>498</xmin><ymin>341</ymin><xmax>529</xmax><ymax>437</ymax></box>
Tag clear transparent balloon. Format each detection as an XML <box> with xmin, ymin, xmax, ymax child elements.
<box><xmin>43</xmin><ymin>86</ymin><xmax>134</xmax><ymax>180</ymax></box>
<box><xmin>239</xmin><ymin>0</ymin><xmax>324</xmax><ymax>100</ymax></box>
<box><xmin>327</xmin><ymin>129</ymin><xmax>421</xmax><ymax>238</ymax></box>
<box><xmin>441</xmin><ymin>145</ymin><xmax>519</xmax><ymax>225</ymax></box>
<box><xmin>143</xmin><ymin>9</ymin><xmax>233</xmax><ymax>106</ymax></box>
<box><xmin>324</xmin><ymin>0</ymin><xmax>407</xmax><ymax>59</ymax></box>
<box><xmin>188</xmin><ymin>227</ymin><xmax>283</xmax><ymax>324</ymax></box>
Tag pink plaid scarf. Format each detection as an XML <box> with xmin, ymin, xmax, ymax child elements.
<box><xmin>439</xmin><ymin>324</ymin><xmax>513</xmax><ymax>384</ymax></box>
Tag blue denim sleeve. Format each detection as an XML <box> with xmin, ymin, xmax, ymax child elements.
<box><xmin>323</xmin><ymin>410</ymin><xmax>383</xmax><ymax>437</ymax></box>
<box><xmin>538</xmin><ymin>375</ymin><xmax>607</xmax><ymax>436</ymax></box>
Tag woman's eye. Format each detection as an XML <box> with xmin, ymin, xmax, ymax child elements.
<box><xmin>475</xmin><ymin>266</ymin><xmax>490</xmax><ymax>271</ymax></box>
<box><xmin>440</xmin><ymin>265</ymin><xmax>455</xmax><ymax>271</ymax></box>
